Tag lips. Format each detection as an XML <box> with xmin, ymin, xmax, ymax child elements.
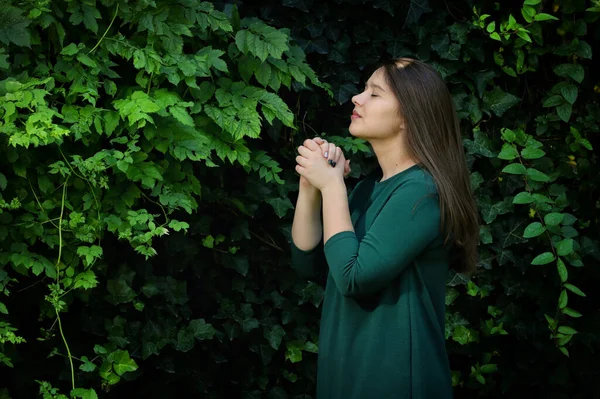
<box><xmin>351</xmin><ymin>110</ymin><xmax>361</xmax><ymax>118</ymax></box>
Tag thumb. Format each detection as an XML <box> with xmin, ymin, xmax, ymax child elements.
<box><xmin>344</xmin><ymin>160</ymin><xmax>351</xmax><ymax>176</ymax></box>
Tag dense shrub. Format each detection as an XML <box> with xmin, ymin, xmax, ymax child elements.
<box><xmin>0</xmin><ymin>0</ymin><xmax>598</xmax><ymax>398</ymax></box>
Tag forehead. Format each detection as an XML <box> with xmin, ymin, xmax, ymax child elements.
<box><xmin>366</xmin><ymin>68</ymin><xmax>389</xmax><ymax>89</ymax></box>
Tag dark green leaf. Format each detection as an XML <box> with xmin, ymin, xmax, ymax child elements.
<box><xmin>560</xmin><ymin>84</ymin><xmax>578</xmax><ymax>104</ymax></box>
<box><xmin>483</xmin><ymin>87</ymin><xmax>520</xmax><ymax>117</ymax></box>
<box><xmin>556</xmin><ymin>103</ymin><xmax>572</xmax><ymax>122</ymax></box>
<box><xmin>554</xmin><ymin>64</ymin><xmax>584</xmax><ymax>83</ymax></box>
<box><xmin>565</xmin><ymin>283</ymin><xmax>586</xmax><ymax>297</ymax></box>
<box><xmin>521</xmin><ymin>147</ymin><xmax>545</xmax><ymax>159</ymax></box>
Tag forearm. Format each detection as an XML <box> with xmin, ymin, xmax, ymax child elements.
<box><xmin>321</xmin><ymin>180</ymin><xmax>354</xmax><ymax>243</ymax></box>
<box><xmin>291</xmin><ymin>185</ymin><xmax>323</xmax><ymax>251</ymax></box>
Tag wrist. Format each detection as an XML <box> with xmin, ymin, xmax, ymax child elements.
<box><xmin>320</xmin><ymin>179</ymin><xmax>346</xmax><ymax>196</ymax></box>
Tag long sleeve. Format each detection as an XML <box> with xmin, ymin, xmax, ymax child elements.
<box><xmin>290</xmin><ymin>239</ymin><xmax>327</xmax><ymax>279</ymax></box>
<box><xmin>323</xmin><ymin>180</ymin><xmax>441</xmax><ymax>298</ymax></box>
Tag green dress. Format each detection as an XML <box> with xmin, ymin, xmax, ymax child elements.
<box><xmin>291</xmin><ymin>164</ymin><xmax>452</xmax><ymax>399</ymax></box>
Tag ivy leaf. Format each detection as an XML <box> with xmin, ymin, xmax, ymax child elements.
<box><xmin>188</xmin><ymin>319</ymin><xmax>217</xmax><ymax>340</ymax></box>
<box><xmin>79</xmin><ymin>356</ymin><xmax>97</xmax><ymax>372</ymax></box>
<box><xmin>404</xmin><ymin>0</ymin><xmax>432</xmax><ymax>27</ymax></box>
<box><xmin>0</xmin><ymin>301</ymin><xmax>7</xmax><ymax>314</ymax></box>
<box><xmin>483</xmin><ymin>87</ymin><xmax>520</xmax><ymax>117</ymax></box>
<box><xmin>554</xmin><ymin>64</ymin><xmax>584</xmax><ymax>83</ymax></box>
<box><xmin>556</xmin><ymin>239</ymin><xmax>574</xmax><ymax>256</ymax></box>
<box><xmin>266</xmin><ymin>197</ymin><xmax>294</xmax><ymax>218</ymax></box>
<box><xmin>531</xmin><ymin>252</ymin><xmax>555</xmax><ymax>265</ymax></box>
<box><xmin>557</xmin><ymin>258</ymin><xmax>568</xmax><ymax>283</ymax></box>
<box><xmin>264</xmin><ymin>325</ymin><xmax>286</xmax><ymax>350</ymax></box>
<box><xmin>336</xmin><ymin>82</ymin><xmax>357</xmax><ymax>104</ymax></box>
<box><xmin>111</xmin><ymin>350</ymin><xmax>138</xmax><ymax>376</ymax></box>
<box><xmin>523</xmin><ymin>222</ymin><xmax>545</xmax><ymax>238</ymax></box>
<box><xmin>464</xmin><ymin>131</ymin><xmax>495</xmax><ymax>158</ymax></box>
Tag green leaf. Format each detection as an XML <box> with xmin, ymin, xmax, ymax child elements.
<box><xmin>556</xmin><ymin>103</ymin><xmax>572</xmax><ymax>122</ymax></box>
<box><xmin>557</xmin><ymin>326</ymin><xmax>577</xmax><ymax>335</ymax></box>
<box><xmin>0</xmin><ymin>173</ymin><xmax>7</xmax><ymax>191</ymax></box>
<box><xmin>561</xmin><ymin>307</ymin><xmax>582</xmax><ymax>318</ymax></box>
<box><xmin>558</xmin><ymin>289</ymin><xmax>568</xmax><ymax>309</ymax></box>
<box><xmin>534</xmin><ymin>13</ymin><xmax>559</xmax><ymax>21</ymax></box>
<box><xmin>521</xmin><ymin>147</ymin><xmax>545</xmax><ymax>159</ymax></box>
<box><xmin>531</xmin><ymin>252</ymin><xmax>555</xmax><ymax>265</ymax></box>
<box><xmin>526</xmin><ymin>168</ymin><xmax>550</xmax><ymax>182</ymax></box>
<box><xmin>523</xmin><ymin>222</ymin><xmax>545</xmax><ymax>238</ymax></box>
<box><xmin>556</xmin><ymin>239</ymin><xmax>574</xmax><ymax>256</ymax></box>
<box><xmin>61</xmin><ymin>43</ymin><xmax>80</xmax><ymax>56</ymax></box>
<box><xmin>554</xmin><ymin>64</ymin><xmax>585</xmax><ymax>83</ymax></box>
<box><xmin>266</xmin><ymin>197</ymin><xmax>293</xmax><ymax>218</ymax></box>
<box><xmin>483</xmin><ymin>87</ymin><xmax>520</xmax><ymax>117</ymax></box>
<box><xmin>513</xmin><ymin>192</ymin><xmax>534</xmax><ymax>204</ymax></box>
<box><xmin>498</xmin><ymin>144</ymin><xmax>519</xmax><ymax>160</ymax></box>
<box><xmin>524</xmin><ymin>0</ymin><xmax>541</xmax><ymax>5</ymax></box>
<box><xmin>542</xmin><ymin>95</ymin><xmax>563</xmax><ymax>107</ymax></box>
<box><xmin>188</xmin><ymin>319</ymin><xmax>217</xmax><ymax>340</ymax></box>
<box><xmin>169</xmin><ymin>106</ymin><xmax>195</xmax><ymax>127</ymax></box>
<box><xmin>0</xmin><ymin>6</ymin><xmax>31</xmax><ymax>47</ymax></box>
<box><xmin>71</xmin><ymin>388</ymin><xmax>98</xmax><ymax>399</ymax></box>
<box><xmin>557</xmin><ymin>258</ymin><xmax>568</xmax><ymax>283</ymax></box>
<box><xmin>0</xmin><ymin>301</ymin><xmax>7</xmax><ymax>314</ymax></box>
<box><xmin>264</xmin><ymin>325</ymin><xmax>286</xmax><ymax>350</ymax></box>
<box><xmin>544</xmin><ymin>212</ymin><xmax>564</xmax><ymax>226</ymax></box>
<box><xmin>502</xmin><ymin>163</ymin><xmax>526</xmax><ymax>175</ymax></box>
<box><xmin>559</xmin><ymin>346</ymin><xmax>569</xmax><ymax>357</ymax></box>
<box><xmin>111</xmin><ymin>350</ymin><xmax>138</xmax><ymax>376</ymax></box>
<box><xmin>564</xmin><ymin>283</ymin><xmax>586</xmax><ymax>297</ymax></box>
<box><xmin>560</xmin><ymin>84</ymin><xmax>578</xmax><ymax>104</ymax></box>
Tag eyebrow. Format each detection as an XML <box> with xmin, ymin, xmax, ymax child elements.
<box><xmin>365</xmin><ymin>82</ymin><xmax>386</xmax><ymax>92</ymax></box>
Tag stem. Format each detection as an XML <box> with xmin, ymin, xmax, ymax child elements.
<box><xmin>54</xmin><ymin>177</ymin><xmax>75</xmax><ymax>390</ymax></box>
<box><xmin>88</xmin><ymin>3</ymin><xmax>120</xmax><ymax>55</ymax></box>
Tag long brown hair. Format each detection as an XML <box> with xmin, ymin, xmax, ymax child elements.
<box><xmin>380</xmin><ymin>58</ymin><xmax>480</xmax><ymax>275</ymax></box>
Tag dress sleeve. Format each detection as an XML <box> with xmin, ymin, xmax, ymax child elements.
<box><xmin>323</xmin><ymin>180</ymin><xmax>441</xmax><ymax>298</ymax></box>
<box><xmin>290</xmin><ymin>238</ymin><xmax>327</xmax><ymax>279</ymax></box>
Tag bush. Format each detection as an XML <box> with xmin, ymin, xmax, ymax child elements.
<box><xmin>0</xmin><ymin>0</ymin><xmax>599</xmax><ymax>398</ymax></box>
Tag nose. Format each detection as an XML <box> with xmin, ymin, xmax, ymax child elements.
<box><xmin>352</xmin><ymin>92</ymin><xmax>363</xmax><ymax>106</ymax></box>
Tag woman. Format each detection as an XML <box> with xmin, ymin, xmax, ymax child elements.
<box><xmin>290</xmin><ymin>58</ymin><xmax>480</xmax><ymax>399</ymax></box>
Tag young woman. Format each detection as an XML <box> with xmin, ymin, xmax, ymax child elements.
<box><xmin>290</xmin><ymin>58</ymin><xmax>480</xmax><ymax>399</ymax></box>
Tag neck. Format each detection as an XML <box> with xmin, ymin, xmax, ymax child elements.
<box><xmin>369</xmin><ymin>136</ymin><xmax>417</xmax><ymax>181</ymax></box>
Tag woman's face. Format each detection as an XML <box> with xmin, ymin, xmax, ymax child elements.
<box><xmin>349</xmin><ymin>67</ymin><xmax>404</xmax><ymax>141</ymax></box>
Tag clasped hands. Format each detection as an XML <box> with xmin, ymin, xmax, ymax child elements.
<box><xmin>295</xmin><ymin>137</ymin><xmax>351</xmax><ymax>191</ymax></box>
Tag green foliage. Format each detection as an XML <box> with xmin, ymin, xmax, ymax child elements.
<box><xmin>0</xmin><ymin>0</ymin><xmax>599</xmax><ymax>398</ymax></box>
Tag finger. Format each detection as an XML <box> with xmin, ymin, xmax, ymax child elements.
<box><xmin>319</xmin><ymin>142</ymin><xmax>329</xmax><ymax>158</ymax></box>
<box><xmin>297</xmin><ymin>146</ymin><xmax>313</xmax><ymax>158</ymax></box>
<box><xmin>335</xmin><ymin>147</ymin><xmax>343</xmax><ymax>164</ymax></box>
<box><xmin>295</xmin><ymin>164</ymin><xmax>305</xmax><ymax>175</ymax></box>
<box><xmin>327</xmin><ymin>143</ymin><xmax>336</xmax><ymax>163</ymax></box>
<box><xmin>303</xmin><ymin>139</ymin><xmax>320</xmax><ymax>151</ymax></box>
<box><xmin>344</xmin><ymin>160</ymin><xmax>351</xmax><ymax>176</ymax></box>
<box><xmin>313</xmin><ymin>137</ymin><xmax>326</xmax><ymax>145</ymax></box>
<box><xmin>295</xmin><ymin>155</ymin><xmax>309</xmax><ymax>167</ymax></box>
